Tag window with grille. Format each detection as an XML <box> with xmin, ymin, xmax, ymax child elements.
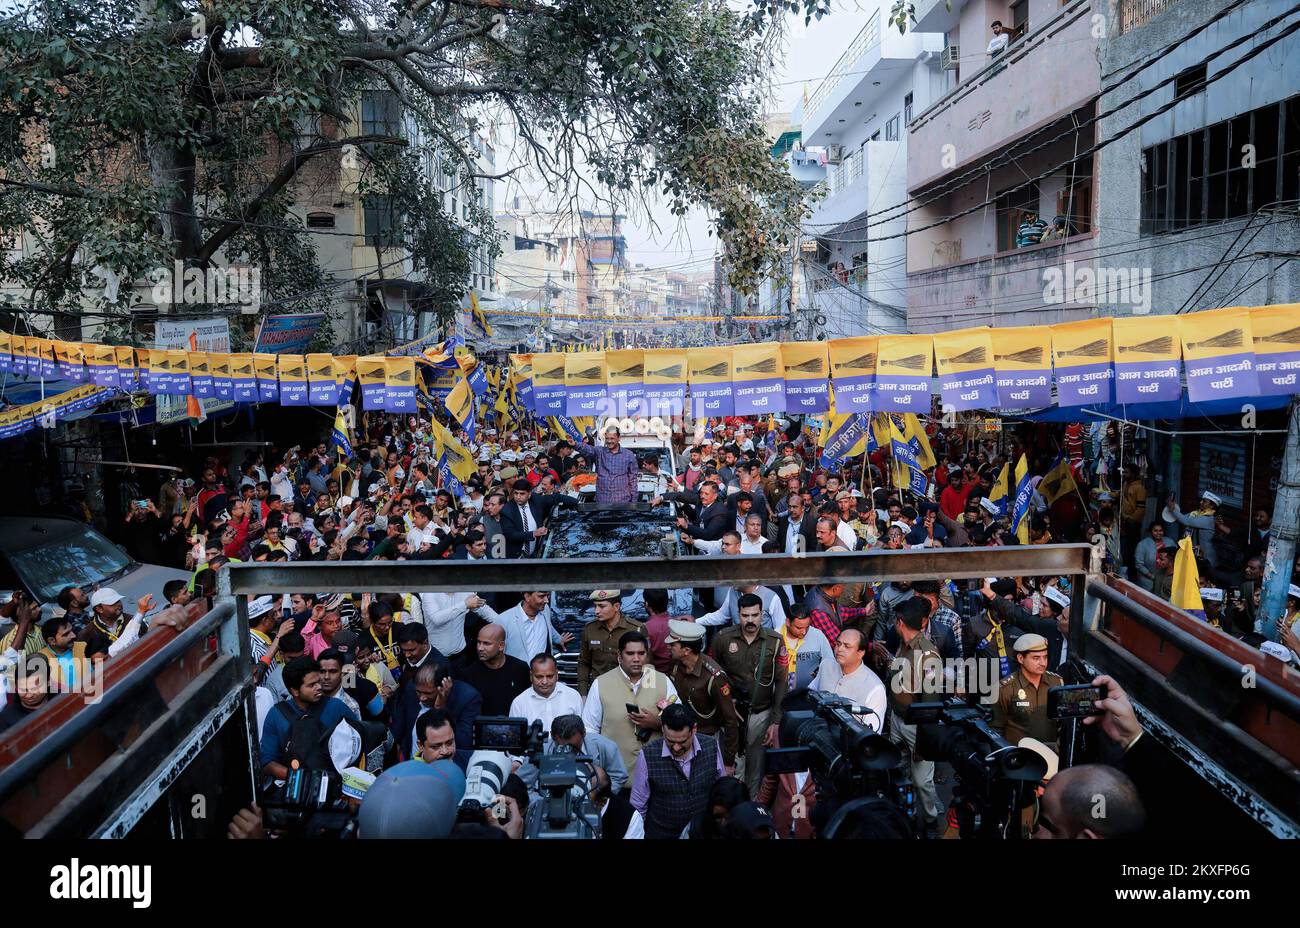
<box><xmin>886</xmin><ymin>114</ymin><xmax>900</xmax><ymax>141</ymax></box>
<box><xmin>1142</xmin><ymin>93</ymin><xmax>1299</xmax><ymax>234</ymax></box>
<box><xmin>360</xmin><ymin>90</ymin><xmax>401</xmax><ymax>137</ymax></box>
<box><xmin>362</xmin><ymin>195</ymin><xmax>398</xmax><ymax>247</ymax></box>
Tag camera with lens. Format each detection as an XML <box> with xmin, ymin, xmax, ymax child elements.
<box><xmin>907</xmin><ymin>698</ymin><xmax>1048</xmax><ymax>839</ymax></box>
<box><xmin>764</xmin><ymin>690</ymin><xmax>912</xmax><ymax>831</ymax></box>
<box><xmin>260</xmin><ymin>717</ymin><xmax>387</xmax><ymax>838</ymax></box>
<box><xmin>261</xmin><ymin>762</ymin><xmax>356</xmax><ymax>838</ymax></box>
<box><xmin>464</xmin><ymin>717</ymin><xmax>601</xmax><ymax>839</ymax></box>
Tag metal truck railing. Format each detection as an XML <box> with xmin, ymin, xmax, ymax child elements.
<box><xmin>4</xmin><ymin>542</ymin><xmax>1298</xmax><ymax>836</ymax></box>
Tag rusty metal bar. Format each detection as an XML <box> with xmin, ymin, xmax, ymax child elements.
<box><xmin>227</xmin><ymin>543</ymin><xmax>1093</xmax><ymax>595</ymax></box>
<box><xmin>0</xmin><ymin>599</ymin><xmax>237</xmax><ymax>806</ymax></box>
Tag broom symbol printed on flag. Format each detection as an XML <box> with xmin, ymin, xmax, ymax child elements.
<box><xmin>833</xmin><ymin>352</ymin><xmax>876</xmax><ymax>372</ymax></box>
<box><xmin>692</xmin><ymin>361</ymin><xmax>730</xmax><ymax>378</ymax></box>
<box><xmin>538</xmin><ymin>364</ymin><xmax>566</xmax><ymax>380</ymax></box>
<box><xmin>1187</xmin><ymin>329</ymin><xmax>1244</xmax><ymax>351</ymax></box>
<box><xmin>570</xmin><ymin>365</ymin><xmax>604</xmax><ymax>381</ymax></box>
<box><xmin>646</xmin><ymin>364</ymin><xmax>684</xmax><ymax>378</ymax></box>
<box><xmin>611</xmin><ymin>364</ymin><xmax>644</xmax><ymax>379</ymax></box>
<box><xmin>1117</xmin><ymin>336</ymin><xmax>1174</xmax><ymax>354</ymax></box>
<box><xmin>945</xmin><ymin>346</ymin><xmax>988</xmax><ymax>366</ymax></box>
<box><xmin>882</xmin><ymin>353</ymin><xmax>929</xmax><ymax>371</ymax></box>
<box><xmin>785</xmin><ymin>357</ymin><xmax>825</xmax><ymax>374</ymax></box>
<box><xmin>995</xmin><ymin>347</ymin><xmax>1044</xmax><ymax>365</ymax></box>
<box><xmin>735</xmin><ymin>357</ymin><xmax>779</xmax><ymax>374</ymax></box>
<box><xmin>1057</xmin><ymin>340</ymin><xmax>1109</xmax><ymax>359</ymax></box>
<box><xmin>1258</xmin><ymin>324</ymin><xmax>1300</xmax><ymax>345</ymax></box>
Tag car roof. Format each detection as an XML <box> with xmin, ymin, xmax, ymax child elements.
<box><xmin>0</xmin><ymin>516</ymin><xmax>96</xmax><ymax>554</ymax></box>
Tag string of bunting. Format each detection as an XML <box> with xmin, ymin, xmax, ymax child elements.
<box><xmin>510</xmin><ymin>304</ymin><xmax>1300</xmax><ymax>422</ymax></box>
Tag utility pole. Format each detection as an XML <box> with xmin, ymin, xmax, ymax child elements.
<box><xmin>1259</xmin><ymin>397</ymin><xmax>1299</xmax><ymax>640</ymax></box>
<box><xmin>1258</xmin><ymin>270</ymin><xmax>1295</xmax><ymax>640</ymax></box>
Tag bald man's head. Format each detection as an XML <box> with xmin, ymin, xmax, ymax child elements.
<box><xmin>476</xmin><ymin>622</ymin><xmax>507</xmax><ymax>664</ymax></box>
<box><xmin>1036</xmin><ymin>764</ymin><xmax>1145</xmax><ymax>839</ymax></box>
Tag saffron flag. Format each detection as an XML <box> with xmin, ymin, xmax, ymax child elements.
<box><xmin>565</xmin><ymin>351</ymin><xmax>608</xmax><ymax>417</ymax></box>
<box><xmin>933</xmin><ymin>327</ymin><xmax>998</xmax><ymax>411</ymax></box>
<box><xmin>991</xmin><ymin>326</ymin><xmax>1053</xmax><ymax>408</ymax></box>
<box><xmin>874</xmin><ymin>334</ymin><xmax>934</xmax><ymax>413</ymax></box>
<box><xmin>1179</xmin><ymin>305</ymin><xmax>1260</xmax><ymax>403</ymax></box>
<box><xmin>1112</xmin><ymin>315</ymin><xmax>1182</xmax><ymax>404</ymax></box>
<box><xmin>1170</xmin><ymin>535</ymin><xmax>1205</xmax><ymax>619</ymax></box>
<box><xmin>781</xmin><ymin>341</ymin><xmax>830</xmax><ymax>414</ymax></box>
<box><xmin>687</xmin><ymin>347</ymin><xmax>735</xmax><ymax>418</ymax></box>
<box><xmin>1051</xmin><ymin>318</ymin><xmax>1114</xmax><ymax>406</ymax></box>
<box><xmin>828</xmin><ymin>336</ymin><xmax>877</xmax><ymax>413</ymax></box>
<box><xmin>1250</xmin><ymin>303</ymin><xmax>1300</xmax><ymax>396</ymax></box>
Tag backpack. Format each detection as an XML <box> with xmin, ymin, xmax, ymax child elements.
<box><xmin>275</xmin><ymin>701</ymin><xmax>336</xmax><ymax>771</ymax></box>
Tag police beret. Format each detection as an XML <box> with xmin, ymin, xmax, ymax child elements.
<box><xmin>665</xmin><ymin>619</ymin><xmax>704</xmax><ymax>643</ymax></box>
<box><xmin>1013</xmin><ymin>633</ymin><xmax>1049</xmax><ymax>653</ymax></box>
<box><xmin>589</xmin><ymin>589</ymin><xmax>622</xmax><ymax>603</ymax></box>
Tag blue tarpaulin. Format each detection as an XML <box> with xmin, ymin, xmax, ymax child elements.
<box><xmin>1013</xmin><ymin>393</ymin><xmax>1292</xmax><ymax>423</ymax></box>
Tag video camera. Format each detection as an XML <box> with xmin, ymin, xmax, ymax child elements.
<box><xmin>765</xmin><ymin>690</ymin><xmax>913</xmax><ymax>830</ymax></box>
<box><xmin>260</xmin><ymin>718</ymin><xmax>387</xmax><ymax>839</ymax></box>
<box><xmin>466</xmin><ymin>717</ymin><xmax>602</xmax><ymax>839</ymax></box>
<box><xmin>908</xmin><ymin>698</ymin><xmax>1048</xmax><ymax>839</ymax></box>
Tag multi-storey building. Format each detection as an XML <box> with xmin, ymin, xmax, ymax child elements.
<box><xmin>904</xmin><ymin>0</ymin><xmax>1100</xmax><ymax>332</ymax></box>
<box><xmin>1097</xmin><ymin>0</ymin><xmax>1300</xmax><ymax>315</ymax></box>
<box><xmin>797</xmin><ymin>0</ymin><xmax>945</xmax><ymax>336</ymax></box>
<box><xmin>494</xmin><ymin>207</ymin><xmax>628</xmax><ymax>325</ymax></box>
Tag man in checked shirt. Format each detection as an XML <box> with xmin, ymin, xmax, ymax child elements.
<box><xmin>801</xmin><ymin>582</ymin><xmax>873</xmax><ymax>645</ymax></box>
<box><xmin>576</xmin><ymin>425</ymin><xmax>640</xmax><ymax>505</ymax></box>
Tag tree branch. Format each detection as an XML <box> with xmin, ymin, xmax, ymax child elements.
<box><xmin>195</xmin><ymin>135</ymin><xmax>406</xmax><ymax>264</ymax></box>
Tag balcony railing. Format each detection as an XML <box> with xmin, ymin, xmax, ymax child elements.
<box><xmin>1118</xmin><ymin>0</ymin><xmax>1180</xmax><ymax>34</ymax></box>
<box><xmin>804</xmin><ymin>10</ymin><xmax>881</xmax><ymax>127</ymax></box>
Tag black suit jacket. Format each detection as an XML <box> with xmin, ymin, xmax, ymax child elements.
<box><xmin>685</xmin><ymin>499</ymin><xmax>730</xmax><ymax>541</ymax></box>
<box><xmin>767</xmin><ymin>511</ymin><xmax>817</xmax><ymax>553</ymax></box>
<box><xmin>499</xmin><ymin>495</ymin><xmax>569</xmax><ymax>558</ymax></box>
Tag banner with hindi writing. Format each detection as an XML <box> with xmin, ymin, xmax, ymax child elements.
<box><xmin>1112</xmin><ymin>316</ymin><xmax>1181</xmax><ymax>404</ymax></box>
<box><xmin>1051</xmin><ymin>318</ymin><xmax>1113</xmax><ymax>407</ymax></box>
<box><xmin>1180</xmin><ymin>306</ymin><xmax>1260</xmax><ymax>403</ymax></box>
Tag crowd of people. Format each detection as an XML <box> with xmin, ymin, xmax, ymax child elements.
<box><xmin>2</xmin><ymin>399</ymin><xmax>1297</xmax><ymax>839</ymax></box>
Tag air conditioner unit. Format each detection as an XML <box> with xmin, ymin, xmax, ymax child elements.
<box><xmin>826</xmin><ymin>144</ymin><xmax>844</xmax><ymax>165</ymax></box>
<box><xmin>941</xmin><ymin>45</ymin><xmax>960</xmax><ymax>70</ymax></box>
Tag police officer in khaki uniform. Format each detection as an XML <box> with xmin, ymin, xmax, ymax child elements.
<box><xmin>886</xmin><ymin>597</ymin><xmax>944</xmax><ymax>827</ymax></box>
<box><xmin>991</xmin><ymin>633</ymin><xmax>1063</xmax><ymax>747</ymax></box>
<box><xmin>709</xmin><ymin>594</ymin><xmax>789</xmax><ymax>796</ymax></box>
<box><xmin>666</xmin><ymin>620</ymin><xmax>742</xmax><ymax>773</ymax></box>
<box><xmin>577</xmin><ymin>590</ymin><xmax>643</xmax><ymax>697</ymax></box>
